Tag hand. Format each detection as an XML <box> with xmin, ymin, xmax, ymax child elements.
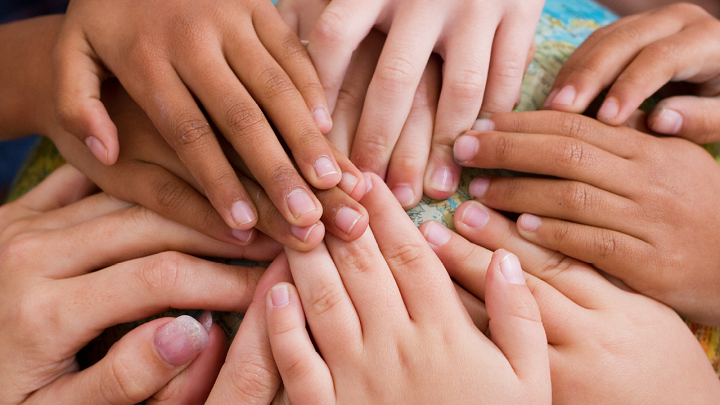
<box><xmin>263</xmin><ymin>174</ymin><xmax>551</xmax><ymax>404</ymax></box>
<box><xmin>51</xmin><ymin>79</ymin><xmax>370</xmax><ymax>251</ymax></box>
<box><xmin>277</xmin><ymin>0</ymin><xmax>544</xmax><ymax>199</ymax></box>
<box><xmin>453</xmin><ymin>110</ymin><xmax>720</xmax><ymax>325</ymax></box>
<box><xmin>419</xmin><ymin>199</ymin><xmax>720</xmax><ymax>403</ymax></box>
<box><xmin>0</xmin><ymin>165</ymin><xmax>280</xmax><ymax>404</ymax></box>
<box><xmin>545</xmin><ymin>3</ymin><xmax>720</xmax><ymax>143</ymax></box>
<box><xmin>53</xmin><ymin>0</ymin><xmax>349</xmax><ymax>235</ymax></box>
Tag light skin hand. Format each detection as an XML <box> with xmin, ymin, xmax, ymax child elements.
<box><xmin>453</xmin><ymin>111</ymin><xmax>720</xmax><ymax>325</ymax></box>
<box><xmin>53</xmin><ymin>0</ymin><xmax>348</xmax><ymax>234</ymax></box>
<box><xmin>0</xmin><ymin>165</ymin><xmax>280</xmax><ymax>404</ymax></box>
<box><xmin>546</xmin><ymin>3</ymin><xmax>720</xmax><ymax>143</ymax></box>
<box><xmin>420</xmin><ymin>199</ymin><xmax>720</xmax><ymax>404</ymax></box>
<box><xmin>264</xmin><ymin>174</ymin><xmax>551</xmax><ymax>404</ymax></box>
<box><xmin>277</xmin><ymin>0</ymin><xmax>544</xmax><ymax>199</ymax></box>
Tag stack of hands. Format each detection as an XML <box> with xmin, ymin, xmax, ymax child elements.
<box><xmin>1</xmin><ymin>0</ymin><xmax>720</xmax><ymax>403</ymax></box>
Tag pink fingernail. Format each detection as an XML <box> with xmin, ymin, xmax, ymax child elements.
<box><xmin>430</xmin><ymin>167</ymin><xmax>454</xmax><ymax>192</ymax></box>
<box><xmin>461</xmin><ymin>202</ymin><xmax>489</xmax><ymax>229</ymax></box>
<box><xmin>454</xmin><ymin>136</ymin><xmax>479</xmax><ymax>163</ymax></box>
<box><xmin>469</xmin><ymin>177</ymin><xmax>490</xmax><ymax>199</ymax></box>
<box><xmin>500</xmin><ymin>253</ymin><xmax>526</xmax><ymax>285</ymax></box>
<box><xmin>231</xmin><ymin>201</ymin><xmax>256</xmax><ymax>226</ymax></box>
<box><xmin>652</xmin><ymin>108</ymin><xmax>683</xmax><ymax>135</ymax></box>
<box><xmin>339</xmin><ymin>172</ymin><xmax>359</xmax><ymax>195</ymax></box>
<box><xmin>472</xmin><ymin>118</ymin><xmax>495</xmax><ymax>131</ymax></box>
<box><xmin>197</xmin><ymin>311</ymin><xmax>213</xmax><ymax>332</ymax></box>
<box><xmin>543</xmin><ymin>88</ymin><xmax>559</xmax><ymax>109</ymax></box>
<box><xmin>391</xmin><ymin>185</ymin><xmax>415</xmax><ymax>206</ymax></box>
<box><xmin>287</xmin><ymin>189</ymin><xmax>316</xmax><ymax>217</ymax></box>
<box><xmin>154</xmin><ymin>315</ymin><xmax>209</xmax><ymax>367</ymax></box>
<box><xmin>85</xmin><ymin>136</ymin><xmax>108</xmax><ymax>164</ymax></box>
<box><xmin>314</xmin><ymin>156</ymin><xmax>338</xmax><ymax>179</ymax></box>
<box><xmin>553</xmin><ymin>85</ymin><xmax>576</xmax><ymax>107</ymax></box>
<box><xmin>424</xmin><ymin>221</ymin><xmax>451</xmax><ymax>246</ymax></box>
<box><xmin>232</xmin><ymin>228</ymin><xmax>254</xmax><ymax>243</ymax></box>
<box><xmin>313</xmin><ymin>109</ymin><xmax>332</xmax><ymax>132</ymax></box>
<box><xmin>364</xmin><ymin>173</ymin><xmax>373</xmax><ymax>193</ymax></box>
<box><xmin>519</xmin><ymin>213</ymin><xmax>542</xmax><ymax>232</ymax></box>
<box><xmin>271</xmin><ymin>285</ymin><xmax>290</xmax><ymax>307</ymax></box>
<box><xmin>598</xmin><ymin>97</ymin><xmax>619</xmax><ymax>120</ymax></box>
<box><xmin>335</xmin><ymin>206</ymin><xmax>362</xmax><ymax>235</ymax></box>
<box><xmin>291</xmin><ymin>224</ymin><xmax>317</xmax><ymax>243</ymax></box>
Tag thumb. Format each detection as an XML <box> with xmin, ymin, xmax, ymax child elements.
<box><xmin>53</xmin><ymin>26</ymin><xmax>119</xmax><ymax>165</ymax></box>
<box><xmin>30</xmin><ymin>315</ymin><xmax>211</xmax><ymax>404</ymax></box>
<box><xmin>485</xmin><ymin>249</ymin><xmax>550</xmax><ymax>396</ymax></box>
<box><xmin>648</xmin><ymin>96</ymin><xmax>720</xmax><ymax>143</ymax></box>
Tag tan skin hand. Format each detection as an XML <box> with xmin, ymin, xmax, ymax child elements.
<box><xmin>453</xmin><ymin>111</ymin><xmax>720</xmax><ymax>325</ymax></box>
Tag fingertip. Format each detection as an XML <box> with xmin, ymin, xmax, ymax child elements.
<box><xmin>649</xmin><ymin>106</ymin><xmax>683</xmax><ymax>135</ymax></box>
<box><xmin>153</xmin><ymin>315</ymin><xmax>210</xmax><ymax>367</ymax></box>
<box><xmin>313</xmin><ymin>108</ymin><xmax>333</xmax><ymax>134</ymax></box>
<box><xmin>420</xmin><ymin>220</ymin><xmax>452</xmax><ymax>248</ymax></box>
<box><xmin>498</xmin><ymin>251</ymin><xmax>526</xmax><ymax>285</ymax></box>
<box><xmin>289</xmin><ymin>222</ymin><xmax>325</xmax><ymax>251</ymax></box>
<box><xmin>423</xmin><ymin>162</ymin><xmax>461</xmax><ymax>200</ymax></box>
<box><xmin>231</xmin><ymin>228</ymin><xmax>257</xmax><ymax>246</ymax></box>
<box><xmin>312</xmin><ymin>155</ymin><xmax>342</xmax><ymax>189</ymax></box>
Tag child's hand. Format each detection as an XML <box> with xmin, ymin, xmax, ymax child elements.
<box><xmin>51</xmin><ymin>80</ymin><xmax>369</xmax><ymax>251</ymax></box>
<box><xmin>545</xmin><ymin>3</ymin><xmax>720</xmax><ymax>144</ymax></box>
<box><xmin>264</xmin><ymin>174</ymin><xmax>551</xmax><ymax>404</ymax></box>
<box><xmin>54</xmin><ymin>0</ymin><xmax>344</xmax><ymax>234</ymax></box>
<box><xmin>421</xmin><ymin>199</ymin><xmax>720</xmax><ymax>404</ymax></box>
<box><xmin>277</xmin><ymin>0</ymin><xmax>544</xmax><ymax>199</ymax></box>
<box><xmin>0</xmin><ymin>165</ymin><xmax>279</xmax><ymax>404</ymax></box>
<box><xmin>453</xmin><ymin>111</ymin><xmax>720</xmax><ymax>325</ymax></box>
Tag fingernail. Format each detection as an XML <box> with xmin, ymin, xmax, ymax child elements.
<box><xmin>454</xmin><ymin>136</ymin><xmax>479</xmax><ymax>163</ymax></box>
<box><xmin>598</xmin><ymin>97</ymin><xmax>619</xmax><ymax>120</ymax></box>
<box><xmin>271</xmin><ymin>285</ymin><xmax>290</xmax><ymax>307</ymax></box>
<box><xmin>652</xmin><ymin>108</ymin><xmax>683</xmax><ymax>135</ymax></box>
<box><xmin>197</xmin><ymin>311</ymin><xmax>213</xmax><ymax>332</ymax></box>
<box><xmin>472</xmin><ymin>118</ymin><xmax>495</xmax><ymax>131</ymax></box>
<box><xmin>339</xmin><ymin>172</ymin><xmax>359</xmax><ymax>195</ymax></box>
<box><xmin>232</xmin><ymin>228</ymin><xmax>254</xmax><ymax>243</ymax></box>
<box><xmin>314</xmin><ymin>156</ymin><xmax>338</xmax><ymax>179</ymax></box>
<box><xmin>469</xmin><ymin>177</ymin><xmax>490</xmax><ymax>199</ymax></box>
<box><xmin>335</xmin><ymin>206</ymin><xmax>362</xmax><ymax>234</ymax></box>
<box><xmin>291</xmin><ymin>224</ymin><xmax>317</xmax><ymax>243</ymax></box>
<box><xmin>424</xmin><ymin>221</ymin><xmax>451</xmax><ymax>246</ymax></box>
<box><xmin>287</xmin><ymin>189</ymin><xmax>316</xmax><ymax>217</ymax></box>
<box><xmin>518</xmin><ymin>213</ymin><xmax>541</xmax><ymax>232</ymax></box>
<box><xmin>85</xmin><ymin>136</ymin><xmax>108</xmax><ymax>164</ymax></box>
<box><xmin>364</xmin><ymin>173</ymin><xmax>373</xmax><ymax>193</ymax></box>
<box><xmin>391</xmin><ymin>185</ymin><xmax>415</xmax><ymax>206</ymax></box>
<box><xmin>301</xmin><ymin>39</ymin><xmax>310</xmax><ymax>46</ymax></box>
<box><xmin>313</xmin><ymin>109</ymin><xmax>332</xmax><ymax>132</ymax></box>
<box><xmin>552</xmin><ymin>85</ymin><xmax>576</xmax><ymax>107</ymax></box>
<box><xmin>461</xmin><ymin>202</ymin><xmax>489</xmax><ymax>229</ymax></box>
<box><xmin>543</xmin><ymin>88</ymin><xmax>559</xmax><ymax>109</ymax></box>
<box><xmin>231</xmin><ymin>200</ymin><xmax>256</xmax><ymax>226</ymax></box>
<box><xmin>154</xmin><ymin>315</ymin><xmax>209</xmax><ymax>367</ymax></box>
<box><xmin>430</xmin><ymin>167</ymin><xmax>454</xmax><ymax>192</ymax></box>
<box><xmin>500</xmin><ymin>253</ymin><xmax>526</xmax><ymax>285</ymax></box>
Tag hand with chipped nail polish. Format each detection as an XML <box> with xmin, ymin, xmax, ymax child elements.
<box><xmin>0</xmin><ymin>165</ymin><xmax>281</xmax><ymax>404</ymax></box>
<box><xmin>545</xmin><ymin>3</ymin><xmax>720</xmax><ymax>144</ymax></box>
<box><xmin>453</xmin><ymin>110</ymin><xmax>720</xmax><ymax>325</ymax></box>
<box><xmin>276</xmin><ymin>0</ymin><xmax>544</xmax><ymax>202</ymax></box>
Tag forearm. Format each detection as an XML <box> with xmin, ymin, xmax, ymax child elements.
<box><xmin>0</xmin><ymin>15</ymin><xmax>62</xmax><ymax>139</ymax></box>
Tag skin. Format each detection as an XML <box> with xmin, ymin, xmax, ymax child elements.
<box><xmin>418</xmin><ymin>198</ymin><xmax>720</xmax><ymax>403</ymax></box>
<box><xmin>546</xmin><ymin>3</ymin><xmax>720</xmax><ymax>144</ymax></box>
<box><xmin>454</xmin><ymin>110</ymin><xmax>720</xmax><ymax>325</ymax></box>
<box><xmin>276</xmin><ymin>0</ymin><xmax>544</xmax><ymax>200</ymax></box>
<box><xmin>0</xmin><ymin>164</ymin><xmax>281</xmax><ymax>404</ymax></box>
<box><xmin>53</xmin><ymin>0</ymin><xmax>352</xmax><ymax>235</ymax></box>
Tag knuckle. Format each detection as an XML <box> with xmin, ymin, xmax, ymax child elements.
<box><xmin>557</xmin><ymin>111</ymin><xmax>591</xmax><ymax>139</ymax></box>
<box><xmin>558</xmin><ymin>182</ymin><xmax>596</xmax><ymax>213</ymax></box>
<box><xmin>314</xmin><ymin>8</ymin><xmax>347</xmax><ymax>43</ymax></box>
<box><xmin>0</xmin><ymin>234</ymin><xmax>37</xmax><ymax>268</ymax></box>
<box><xmin>335</xmin><ymin>83</ymin><xmax>365</xmax><ymax>114</ymax></box>
<box><xmin>643</xmin><ymin>42</ymin><xmax>679</xmax><ymax>65</ymax></box>
<box><xmin>173</xmin><ymin>117</ymin><xmax>214</xmax><ymax>150</ymax></box>
<box><xmin>269</xmin><ymin>165</ymin><xmax>299</xmax><ymax>189</ymax></box>
<box><xmin>256</xmin><ymin>67</ymin><xmax>295</xmax><ymax>99</ymax></box>
<box><xmin>383</xmin><ymin>240</ymin><xmax>428</xmax><ymax>270</ymax></box>
<box><xmin>491</xmin><ymin>133</ymin><xmax>515</xmax><ymax>164</ymax></box>
<box><xmin>376</xmin><ymin>54</ymin><xmax>417</xmax><ymax>94</ymax></box>
<box><xmin>665</xmin><ymin>2</ymin><xmax>707</xmax><ymax>18</ymax></box>
<box><xmin>103</xmin><ymin>354</ymin><xmax>148</xmax><ymax>403</ymax></box>
<box><xmin>449</xmin><ymin>68</ymin><xmax>486</xmax><ymax>101</ymax></box>
<box><xmin>227</xmin><ymin>352</ymin><xmax>279</xmax><ymax>401</ymax></box>
<box><xmin>153</xmin><ymin>177</ymin><xmax>192</xmax><ymax>212</ymax></box>
<box><xmin>355</xmin><ymin>128</ymin><xmax>392</xmax><ymax>160</ymax></box>
<box><xmin>551</xmin><ymin>137</ymin><xmax>593</xmax><ymax>170</ymax></box>
<box><xmin>593</xmin><ymin>228</ymin><xmax>619</xmax><ymax>259</ymax></box>
<box><xmin>137</xmin><ymin>252</ymin><xmax>190</xmax><ymax>294</ymax></box>
<box><xmin>306</xmin><ymin>282</ymin><xmax>344</xmax><ymax>317</ymax></box>
<box><xmin>333</xmin><ymin>244</ymin><xmax>377</xmax><ymax>276</ymax></box>
<box><xmin>225</xmin><ymin>102</ymin><xmax>266</xmax><ymax>136</ymax></box>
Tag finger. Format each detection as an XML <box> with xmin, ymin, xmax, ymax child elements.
<box><xmin>315</xmin><ymin>185</ymin><xmax>369</xmax><ymax>241</ymax></box>
<box><xmin>649</xmin><ymin>96</ymin><xmax>720</xmax><ymax>143</ymax></box>
<box><xmin>34</xmin><ymin>316</ymin><xmax>209</xmax><ymax>404</ymax></box>
<box><xmin>332</xmin><ymin>144</ymin><xmax>369</xmax><ymax>202</ymax></box>
<box><xmin>205</xmin><ymin>253</ymin><xmax>291</xmax><ymax>405</ymax></box>
<box><xmin>361</xmin><ymin>173</ymin><xmax>461</xmax><ymax>323</ymax></box>
<box><xmin>454</xmin><ymin>282</ymin><xmax>489</xmax><ymax>334</ymax></box>
<box><xmin>453</xmin><ymin>200</ymin><xmax>615</xmax><ymax>309</ymax></box>
<box><xmin>352</xmin><ymin>13</ymin><xmax>441</xmax><ymax>177</ymax></box>
<box><xmin>253</xmin><ymin>2</ymin><xmax>333</xmax><ymax>134</ymax></box>
<box><xmin>597</xmin><ymin>20</ymin><xmax>720</xmax><ymax>125</ymax></box>
<box><xmin>485</xmin><ymin>249</ymin><xmax>550</xmax><ymax>394</ymax></box>
<box><xmin>284</xmin><ymin>242</ymin><xmax>363</xmax><ymax>362</ymax></box>
<box><xmin>470</xmin><ymin>176</ymin><xmax>641</xmax><ymax>236</ymax></box>
<box><xmin>266</xmin><ymin>282</ymin><xmax>335</xmax><ymax>405</ymax></box>
<box><xmin>307</xmin><ymin>0</ymin><xmax>384</xmax><ymax>111</ymax></box>
<box><xmin>53</xmin><ymin>26</ymin><xmax>118</xmax><ymax>165</ymax></box>
<box><xmin>148</xmin><ymin>320</ymin><xmax>227</xmax><ymax>404</ymax></box>
<box><xmin>386</xmin><ymin>53</ymin><xmax>441</xmax><ymax>209</ymax></box>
